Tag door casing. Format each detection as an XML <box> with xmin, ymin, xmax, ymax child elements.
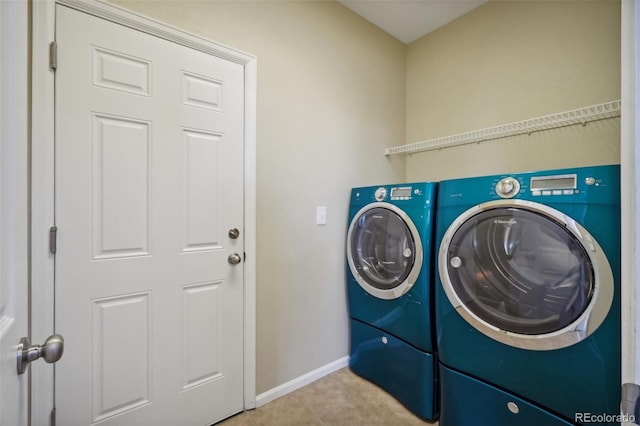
<box><xmin>30</xmin><ymin>1</ymin><xmax>257</xmax><ymax>423</ymax></box>
<box><xmin>0</xmin><ymin>1</ymin><xmax>29</xmax><ymax>424</ymax></box>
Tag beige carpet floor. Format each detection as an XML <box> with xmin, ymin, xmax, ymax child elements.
<box><xmin>218</xmin><ymin>367</ymin><xmax>438</xmax><ymax>425</ymax></box>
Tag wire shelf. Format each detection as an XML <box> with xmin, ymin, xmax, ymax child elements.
<box><xmin>384</xmin><ymin>100</ymin><xmax>622</xmax><ymax>156</ymax></box>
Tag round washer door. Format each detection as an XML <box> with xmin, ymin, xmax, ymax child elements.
<box><xmin>439</xmin><ymin>199</ymin><xmax>613</xmax><ymax>350</ymax></box>
<box><xmin>347</xmin><ymin>202</ymin><xmax>423</xmax><ymax>300</ymax></box>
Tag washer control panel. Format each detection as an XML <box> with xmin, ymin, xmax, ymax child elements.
<box><xmin>374</xmin><ymin>186</ymin><xmax>416</xmax><ymax>201</ymax></box>
<box><xmin>495</xmin><ymin>177</ymin><xmax>521</xmax><ymax>198</ymax></box>
<box><xmin>390</xmin><ymin>186</ymin><xmax>413</xmax><ymax>201</ymax></box>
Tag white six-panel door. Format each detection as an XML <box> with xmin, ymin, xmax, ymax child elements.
<box><xmin>55</xmin><ymin>5</ymin><xmax>245</xmax><ymax>424</ymax></box>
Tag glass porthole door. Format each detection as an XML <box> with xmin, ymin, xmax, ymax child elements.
<box><xmin>347</xmin><ymin>203</ymin><xmax>423</xmax><ymax>300</ymax></box>
<box><xmin>439</xmin><ymin>200</ymin><xmax>614</xmax><ymax>350</ymax></box>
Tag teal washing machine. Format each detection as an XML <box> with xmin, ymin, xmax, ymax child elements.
<box><xmin>346</xmin><ymin>183</ymin><xmax>438</xmax><ymax>421</ymax></box>
<box><xmin>435</xmin><ymin>165</ymin><xmax>620</xmax><ymax>425</ymax></box>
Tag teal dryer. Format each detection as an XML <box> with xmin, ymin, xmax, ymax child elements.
<box><xmin>346</xmin><ymin>182</ymin><xmax>438</xmax><ymax>421</ymax></box>
<box><xmin>435</xmin><ymin>165</ymin><xmax>620</xmax><ymax>425</ymax></box>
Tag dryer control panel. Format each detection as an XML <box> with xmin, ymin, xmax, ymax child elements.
<box><xmin>530</xmin><ymin>173</ymin><xmax>578</xmax><ymax>197</ymax></box>
<box><xmin>440</xmin><ymin>165</ymin><xmax>619</xmax><ymax>207</ymax></box>
<box><xmin>494</xmin><ymin>174</ymin><xmax>583</xmax><ymax>199</ymax></box>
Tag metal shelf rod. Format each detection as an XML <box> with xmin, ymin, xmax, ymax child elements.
<box><xmin>384</xmin><ymin>100</ymin><xmax>621</xmax><ymax>156</ymax></box>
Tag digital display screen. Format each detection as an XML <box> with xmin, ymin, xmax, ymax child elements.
<box><xmin>530</xmin><ymin>174</ymin><xmax>577</xmax><ymax>190</ymax></box>
<box><xmin>391</xmin><ymin>187</ymin><xmax>412</xmax><ymax>198</ymax></box>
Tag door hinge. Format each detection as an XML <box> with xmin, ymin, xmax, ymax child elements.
<box><xmin>49</xmin><ymin>226</ymin><xmax>57</xmax><ymax>254</ymax></box>
<box><xmin>50</xmin><ymin>407</ymin><xmax>56</xmax><ymax>426</ymax></box>
<box><xmin>49</xmin><ymin>42</ymin><xmax>57</xmax><ymax>70</ymax></box>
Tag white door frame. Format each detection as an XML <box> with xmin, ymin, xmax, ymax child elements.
<box><xmin>621</xmin><ymin>0</ymin><xmax>640</xmax><ymax>419</ymax></box>
<box><xmin>0</xmin><ymin>1</ymin><xmax>29</xmax><ymax>424</ymax></box>
<box><xmin>31</xmin><ymin>1</ymin><xmax>257</xmax><ymax>423</ymax></box>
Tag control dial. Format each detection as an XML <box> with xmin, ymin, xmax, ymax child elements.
<box><xmin>495</xmin><ymin>177</ymin><xmax>520</xmax><ymax>198</ymax></box>
<box><xmin>374</xmin><ymin>187</ymin><xmax>387</xmax><ymax>201</ymax></box>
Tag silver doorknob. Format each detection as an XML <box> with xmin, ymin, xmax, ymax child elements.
<box><xmin>17</xmin><ymin>334</ymin><xmax>64</xmax><ymax>374</ymax></box>
<box><xmin>228</xmin><ymin>253</ymin><xmax>242</xmax><ymax>265</ymax></box>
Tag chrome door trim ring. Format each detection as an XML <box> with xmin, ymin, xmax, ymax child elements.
<box><xmin>438</xmin><ymin>199</ymin><xmax>614</xmax><ymax>350</ymax></box>
<box><xmin>347</xmin><ymin>202</ymin><xmax>423</xmax><ymax>300</ymax></box>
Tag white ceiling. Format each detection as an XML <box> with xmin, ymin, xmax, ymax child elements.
<box><xmin>338</xmin><ymin>0</ymin><xmax>487</xmax><ymax>44</ymax></box>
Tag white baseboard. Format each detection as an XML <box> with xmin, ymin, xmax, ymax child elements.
<box><xmin>255</xmin><ymin>356</ymin><xmax>349</xmax><ymax>408</ymax></box>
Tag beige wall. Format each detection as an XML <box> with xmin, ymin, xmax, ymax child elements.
<box><xmin>405</xmin><ymin>0</ymin><xmax>621</xmax><ymax>182</ymax></box>
<box><xmin>112</xmin><ymin>0</ymin><xmax>406</xmax><ymax>394</ymax></box>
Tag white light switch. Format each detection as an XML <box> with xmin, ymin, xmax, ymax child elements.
<box><xmin>316</xmin><ymin>206</ymin><xmax>327</xmax><ymax>225</ymax></box>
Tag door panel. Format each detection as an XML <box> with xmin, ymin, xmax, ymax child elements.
<box><xmin>55</xmin><ymin>6</ymin><xmax>244</xmax><ymax>424</ymax></box>
<box><xmin>92</xmin><ymin>114</ymin><xmax>151</xmax><ymax>259</ymax></box>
